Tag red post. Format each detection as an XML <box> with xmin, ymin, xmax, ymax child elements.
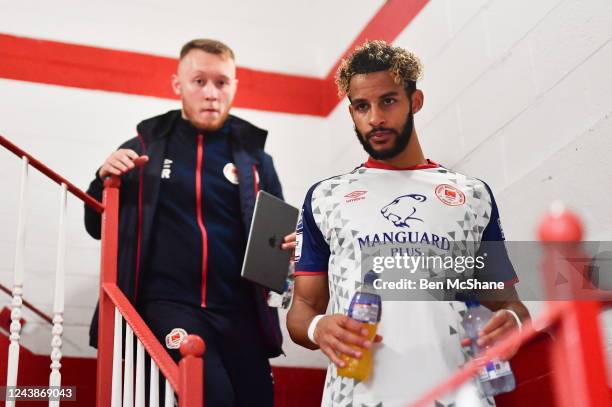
<box><xmin>551</xmin><ymin>301</ymin><xmax>610</xmax><ymax>407</ymax></box>
<box><xmin>96</xmin><ymin>176</ymin><xmax>121</xmax><ymax>407</ymax></box>
<box><xmin>179</xmin><ymin>334</ymin><xmax>205</xmax><ymax>407</ymax></box>
<box><xmin>538</xmin><ymin>207</ymin><xmax>610</xmax><ymax>407</ymax></box>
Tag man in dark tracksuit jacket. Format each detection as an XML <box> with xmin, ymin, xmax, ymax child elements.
<box><xmin>84</xmin><ymin>39</ymin><xmax>291</xmax><ymax>407</ymax></box>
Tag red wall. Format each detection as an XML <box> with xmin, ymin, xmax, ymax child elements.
<box><xmin>1</xmin><ymin>331</ymin><xmax>564</xmax><ymax>407</ymax></box>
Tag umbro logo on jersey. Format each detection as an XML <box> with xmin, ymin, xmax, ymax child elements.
<box><xmin>344</xmin><ymin>190</ymin><xmax>368</xmax><ymax>203</ymax></box>
<box><xmin>435</xmin><ymin>184</ymin><xmax>466</xmax><ymax>206</ymax></box>
<box><xmin>161</xmin><ymin>159</ymin><xmax>173</xmax><ymax>179</ymax></box>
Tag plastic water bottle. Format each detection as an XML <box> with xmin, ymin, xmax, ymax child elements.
<box><xmin>337</xmin><ymin>271</ymin><xmax>382</xmax><ymax>381</ymax></box>
<box><xmin>462</xmin><ymin>301</ymin><xmax>516</xmax><ymax>396</ymax></box>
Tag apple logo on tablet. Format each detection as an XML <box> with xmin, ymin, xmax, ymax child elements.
<box><xmin>268</xmin><ymin>235</ymin><xmax>277</xmax><ymax>249</ymax></box>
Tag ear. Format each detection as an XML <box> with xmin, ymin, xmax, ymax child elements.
<box><xmin>231</xmin><ymin>78</ymin><xmax>239</xmax><ymax>97</ymax></box>
<box><xmin>224</xmin><ymin>77</ymin><xmax>238</xmax><ymax>106</ymax></box>
<box><xmin>171</xmin><ymin>74</ymin><xmax>181</xmax><ymax>97</ymax></box>
<box><xmin>411</xmin><ymin>89</ymin><xmax>424</xmax><ymax>114</ymax></box>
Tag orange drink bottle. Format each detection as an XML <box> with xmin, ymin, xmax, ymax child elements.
<box><xmin>337</xmin><ymin>272</ymin><xmax>382</xmax><ymax>381</ymax></box>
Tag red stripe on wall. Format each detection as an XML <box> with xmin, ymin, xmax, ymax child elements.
<box><xmin>0</xmin><ymin>34</ymin><xmax>177</xmax><ymax>98</ymax></box>
<box><xmin>234</xmin><ymin>66</ymin><xmax>327</xmax><ymax>115</ymax></box>
<box><xmin>0</xmin><ymin>34</ymin><xmax>326</xmax><ymax>116</ymax></box>
<box><xmin>0</xmin><ymin>0</ymin><xmax>429</xmax><ymax>116</ymax></box>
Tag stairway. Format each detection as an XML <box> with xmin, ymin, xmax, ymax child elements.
<box><xmin>1</xmin><ymin>331</ymin><xmax>327</xmax><ymax>406</ymax></box>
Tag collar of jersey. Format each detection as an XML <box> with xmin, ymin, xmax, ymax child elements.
<box><xmin>364</xmin><ymin>158</ymin><xmax>440</xmax><ymax>171</ymax></box>
<box><xmin>175</xmin><ymin>117</ymin><xmax>231</xmax><ymax>137</ymax></box>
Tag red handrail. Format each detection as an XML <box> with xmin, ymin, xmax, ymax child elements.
<box><xmin>0</xmin><ymin>135</ymin><xmax>204</xmax><ymax>405</ymax></box>
<box><xmin>409</xmin><ymin>302</ymin><xmax>569</xmax><ymax>407</ymax></box>
<box><xmin>103</xmin><ymin>283</ymin><xmax>205</xmax><ymax>404</ymax></box>
<box><xmin>0</xmin><ymin>282</ymin><xmax>54</xmax><ymax>325</ymax></box>
<box><xmin>409</xmin><ymin>209</ymin><xmax>610</xmax><ymax>407</ymax></box>
<box><xmin>179</xmin><ymin>335</ymin><xmax>205</xmax><ymax>406</ymax></box>
<box><xmin>96</xmin><ymin>172</ymin><xmax>204</xmax><ymax>406</ymax></box>
<box><xmin>0</xmin><ymin>134</ymin><xmax>104</xmax><ymax>213</ymax></box>
<box><xmin>103</xmin><ymin>283</ymin><xmax>180</xmax><ymax>390</ymax></box>
<box><xmin>96</xmin><ymin>177</ymin><xmax>120</xmax><ymax>405</ymax></box>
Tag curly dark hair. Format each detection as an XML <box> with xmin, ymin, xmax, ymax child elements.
<box><xmin>335</xmin><ymin>40</ymin><xmax>423</xmax><ymax>97</ymax></box>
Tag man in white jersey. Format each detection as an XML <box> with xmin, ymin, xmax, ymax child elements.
<box><xmin>287</xmin><ymin>41</ymin><xmax>530</xmax><ymax>407</ymax></box>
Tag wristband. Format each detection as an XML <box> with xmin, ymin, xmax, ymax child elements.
<box><xmin>307</xmin><ymin>315</ymin><xmax>325</xmax><ymax>344</ymax></box>
<box><xmin>504</xmin><ymin>309</ymin><xmax>523</xmax><ymax>332</ymax></box>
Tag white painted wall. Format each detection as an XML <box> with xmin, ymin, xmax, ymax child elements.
<box><xmin>0</xmin><ymin>0</ymin><xmax>384</xmax><ymax>77</ymax></box>
<box><xmin>326</xmin><ymin>0</ymin><xmax>612</xmax><ymax>341</ymax></box>
<box><xmin>1</xmin><ymin>0</ymin><xmax>611</xmax><ymax>370</ymax></box>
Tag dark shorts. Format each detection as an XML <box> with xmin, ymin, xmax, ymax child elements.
<box><xmin>140</xmin><ymin>300</ymin><xmax>274</xmax><ymax>407</ymax></box>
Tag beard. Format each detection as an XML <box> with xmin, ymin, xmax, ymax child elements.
<box><xmin>182</xmin><ymin>103</ymin><xmax>232</xmax><ymax>132</ymax></box>
<box><xmin>355</xmin><ymin>110</ymin><xmax>414</xmax><ymax>161</ymax></box>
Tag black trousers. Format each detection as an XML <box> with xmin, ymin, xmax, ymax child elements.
<box><xmin>140</xmin><ymin>300</ymin><xmax>274</xmax><ymax>407</ymax></box>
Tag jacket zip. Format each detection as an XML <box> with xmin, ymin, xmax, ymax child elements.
<box><xmin>196</xmin><ymin>134</ymin><xmax>209</xmax><ymax>307</ymax></box>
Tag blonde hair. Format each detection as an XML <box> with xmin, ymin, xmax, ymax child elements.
<box><xmin>335</xmin><ymin>40</ymin><xmax>423</xmax><ymax>97</ymax></box>
<box><xmin>180</xmin><ymin>38</ymin><xmax>235</xmax><ymax>60</ymax></box>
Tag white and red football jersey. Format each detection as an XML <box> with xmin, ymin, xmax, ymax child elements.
<box><xmin>295</xmin><ymin>158</ymin><xmax>517</xmax><ymax>407</ymax></box>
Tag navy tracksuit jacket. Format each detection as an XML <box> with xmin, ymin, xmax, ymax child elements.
<box><xmin>84</xmin><ymin>110</ymin><xmax>284</xmax><ymax>357</ymax></box>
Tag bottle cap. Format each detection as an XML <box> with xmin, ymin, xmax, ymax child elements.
<box><xmin>363</xmin><ymin>270</ymin><xmax>378</xmax><ymax>286</ymax></box>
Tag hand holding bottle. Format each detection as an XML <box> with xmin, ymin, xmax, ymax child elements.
<box><xmin>313</xmin><ymin>314</ymin><xmax>381</xmax><ymax>369</ymax></box>
<box><xmin>460</xmin><ymin>308</ymin><xmax>521</xmax><ymax>361</ymax></box>
<box><xmin>462</xmin><ymin>301</ymin><xmax>516</xmax><ymax>396</ymax></box>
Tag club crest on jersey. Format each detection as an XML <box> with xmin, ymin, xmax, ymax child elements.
<box><xmin>435</xmin><ymin>184</ymin><xmax>466</xmax><ymax>206</ymax></box>
<box><xmin>165</xmin><ymin>328</ymin><xmax>187</xmax><ymax>349</ymax></box>
<box><xmin>381</xmin><ymin>194</ymin><xmax>427</xmax><ymax>228</ymax></box>
<box><xmin>223</xmin><ymin>163</ymin><xmax>240</xmax><ymax>185</ymax></box>
<box><xmin>344</xmin><ymin>190</ymin><xmax>368</xmax><ymax>203</ymax></box>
